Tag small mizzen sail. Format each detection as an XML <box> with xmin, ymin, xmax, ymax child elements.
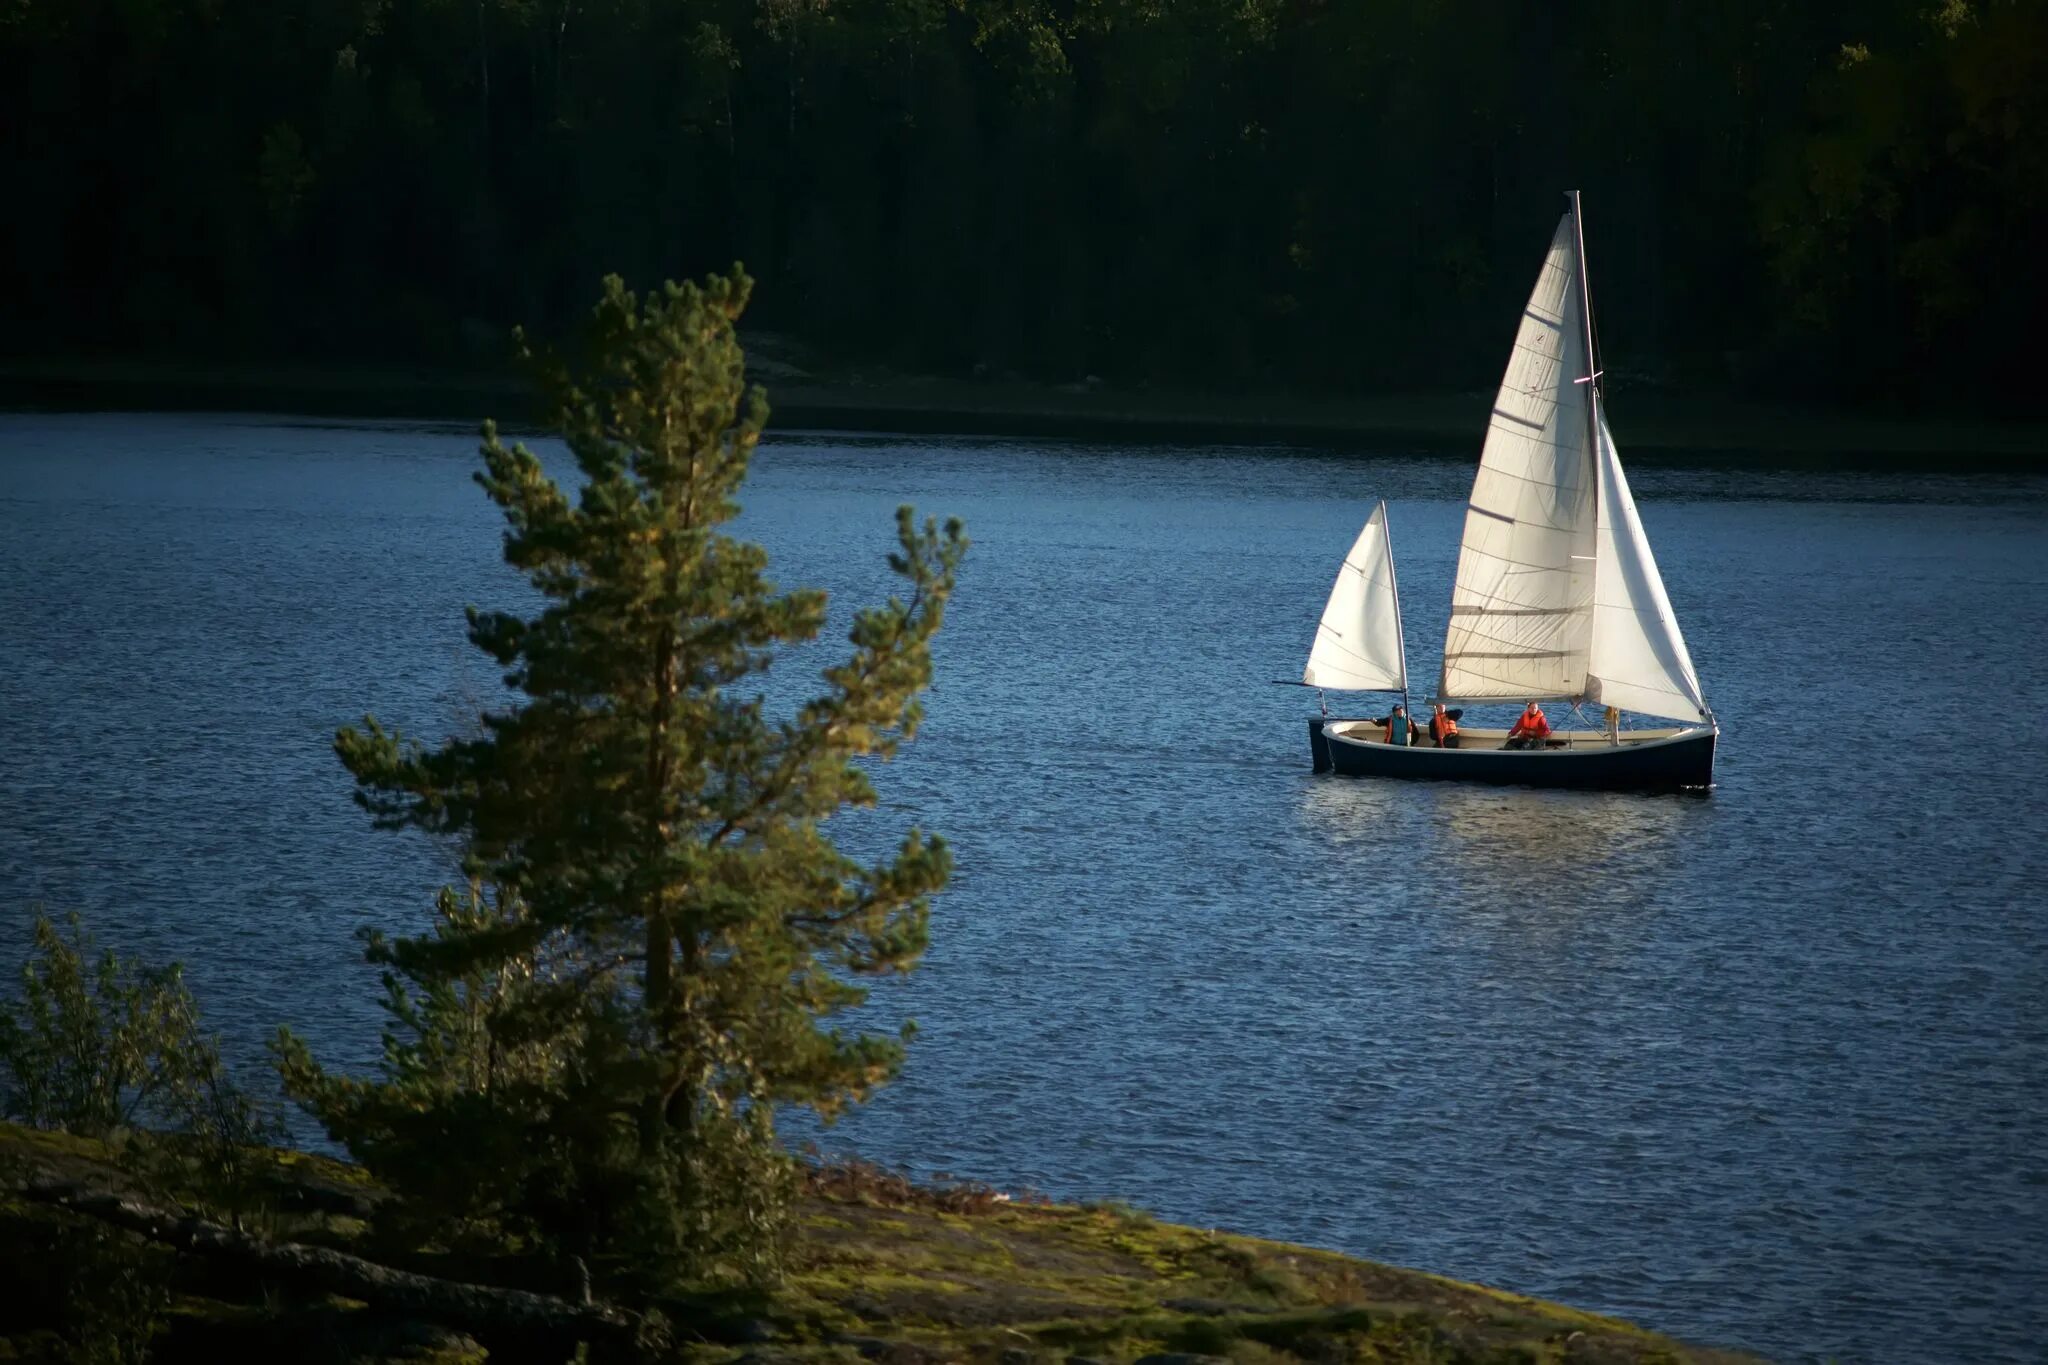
<box><xmin>1438</xmin><ymin>214</ymin><xmax>1598</xmax><ymax>702</ymax></box>
<box><xmin>1587</xmin><ymin>410</ymin><xmax>1709</xmax><ymax>721</ymax></box>
<box><xmin>1304</xmin><ymin>500</ymin><xmax>1408</xmax><ymax>693</ymax></box>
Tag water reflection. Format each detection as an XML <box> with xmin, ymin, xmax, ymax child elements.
<box><xmin>1438</xmin><ymin>784</ymin><xmax>1687</xmax><ymax>870</ymax></box>
<box><xmin>1297</xmin><ymin>774</ymin><xmax>1689</xmax><ymax>876</ymax></box>
<box><xmin>1293</xmin><ymin>763</ymin><xmax>1410</xmax><ymax>837</ymax></box>
<box><xmin>1295</xmin><ymin>774</ymin><xmax>1695</xmax><ymax>965</ymax></box>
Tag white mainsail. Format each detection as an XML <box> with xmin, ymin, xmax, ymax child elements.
<box><xmin>1438</xmin><ymin>213</ymin><xmax>1598</xmax><ymax>703</ymax></box>
<box><xmin>1303</xmin><ymin>500</ymin><xmax>1408</xmax><ymax>693</ymax></box>
<box><xmin>1438</xmin><ymin>199</ymin><xmax>1710</xmax><ymax>724</ymax></box>
<box><xmin>1586</xmin><ymin>409</ymin><xmax>1710</xmax><ymax>722</ymax></box>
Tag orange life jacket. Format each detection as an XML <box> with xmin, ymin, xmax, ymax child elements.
<box><xmin>1515</xmin><ymin>709</ymin><xmax>1550</xmax><ymax>738</ymax></box>
<box><xmin>1432</xmin><ymin>712</ymin><xmax>1457</xmax><ymax>741</ymax></box>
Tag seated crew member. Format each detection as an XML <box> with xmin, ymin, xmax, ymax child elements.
<box><xmin>1504</xmin><ymin>700</ymin><xmax>1551</xmax><ymax>750</ymax></box>
<box><xmin>1429</xmin><ymin>703</ymin><xmax>1460</xmax><ymax>749</ymax></box>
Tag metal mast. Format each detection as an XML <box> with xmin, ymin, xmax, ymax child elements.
<box><xmin>1570</xmin><ymin>190</ymin><xmax>1601</xmax><ymax>715</ymax></box>
<box><xmin>1569</xmin><ymin>190</ymin><xmax>1601</xmax><ymax>486</ymax></box>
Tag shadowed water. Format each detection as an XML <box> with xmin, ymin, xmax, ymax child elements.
<box><xmin>3</xmin><ymin>412</ymin><xmax>2045</xmax><ymax>1362</ymax></box>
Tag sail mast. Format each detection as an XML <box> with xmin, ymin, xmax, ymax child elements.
<box><xmin>1380</xmin><ymin>499</ymin><xmax>1410</xmax><ymax>717</ymax></box>
<box><xmin>1570</xmin><ymin>190</ymin><xmax>1600</xmax><ymax>524</ymax></box>
<box><xmin>1570</xmin><ymin>190</ymin><xmax>1602</xmax><ymax>708</ymax></box>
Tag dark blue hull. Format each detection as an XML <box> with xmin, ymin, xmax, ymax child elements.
<box><xmin>1309</xmin><ymin>718</ymin><xmax>1716</xmax><ymax>792</ymax></box>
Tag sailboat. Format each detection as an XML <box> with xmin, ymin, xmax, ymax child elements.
<box><xmin>1303</xmin><ymin>193</ymin><xmax>1717</xmax><ymax>792</ymax></box>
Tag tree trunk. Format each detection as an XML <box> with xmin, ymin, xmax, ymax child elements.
<box><xmin>641</xmin><ymin>621</ymin><xmax>681</xmax><ymax>1156</ymax></box>
<box><xmin>11</xmin><ymin>1180</ymin><xmax>653</xmax><ymax>1357</ymax></box>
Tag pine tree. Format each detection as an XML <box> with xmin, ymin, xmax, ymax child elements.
<box><xmin>277</xmin><ymin>267</ymin><xmax>966</xmax><ymax>1293</ymax></box>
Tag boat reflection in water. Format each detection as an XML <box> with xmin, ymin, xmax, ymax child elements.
<box><xmin>1294</xmin><ymin>775</ymin><xmax>1696</xmax><ymax>958</ymax></box>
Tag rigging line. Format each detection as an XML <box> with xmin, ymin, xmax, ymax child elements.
<box><xmin>1312</xmin><ymin>623</ymin><xmax>1403</xmax><ymax>666</ymax></box>
<box><xmin>1273</xmin><ymin>682</ymin><xmax>1398</xmax><ymax>694</ymax></box>
<box><xmin>1505</xmin><ymin>339</ymin><xmax>1569</xmax><ymax>363</ymax></box>
<box><xmin>1450</xmin><ymin>649</ymin><xmax>1574</xmax><ymax>660</ymax></box>
<box><xmin>1470</xmin><ymin>452</ymin><xmax>1601</xmax><ymax>480</ymax></box>
<box><xmin>1448</xmin><ymin>645</ymin><xmax>1582</xmax><ymax>669</ymax></box>
<box><xmin>1446</xmin><ymin>649</ymin><xmax>1587</xmax><ymax>676</ymax></box>
<box><xmin>1448</xmin><ymin>608</ymin><xmax>1585</xmax><ymax>634</ymax></box>
<box><xmin>1469</xmin><ymin>472</ymin><xmax>1598</xmax><ymax>496</ymax></box>
<box><xmin>1570</xmin><ymin>190</ymin><xmax>1602</xmax><ymax>528</ymax></box>
<box><xmin>1315</xmin><ymin>637</ymin><xmax>1400</xmax><ymax>670</ymax></box>
<box><xmin>1456</xmin><ymin>523</ymin><xmax>1591</xmax><ymax>544</ymax></box>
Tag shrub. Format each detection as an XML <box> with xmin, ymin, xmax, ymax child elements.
<box><xmin>0</xmin><ymin>911</ymin><xmax>216</xmax><ymax>1139</ymax></box>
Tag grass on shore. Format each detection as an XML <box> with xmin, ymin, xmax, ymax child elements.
<box><xmin>0</xmin><ymin>1122</ymin><xmax>1754</xmax><ymax>1365</ymax></box>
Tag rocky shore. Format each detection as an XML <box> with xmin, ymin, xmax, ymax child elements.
<box><xmin>0</xmin><ymin>1121</ymin><xmax>1752</xmax><ymax>1365</ymax></box>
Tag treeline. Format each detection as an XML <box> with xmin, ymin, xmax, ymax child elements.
<box><xmin>2</xmin><ymin>0</ymin><xmax>2041</xmax><ymax>407</ymax></box>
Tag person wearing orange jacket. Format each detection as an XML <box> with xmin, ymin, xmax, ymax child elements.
<box><xmin>1504</xmin><ymin>700</ymin><xmax>1551</xmax><ymax>750</ymax></box>
<box><xmin>1428</xmin><ymin>702</ymin><xmax>1460</xmax><ymax>749</ymax></box>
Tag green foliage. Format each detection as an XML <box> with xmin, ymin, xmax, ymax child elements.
<box><xmin>0</xmin><ymin>910</ymin><xmax>286</xmax><ymax>1230</ymax></box>
<box><xmin>1752</xmin><ymin>0</ymin><xmax>2045</xmax><ymax>395</ymax></box>
<box><xmin>0</xmin><ymin>912</ymin><xmax>216</xmax><ymax>1139</ymax></box>
<box><xmin>279</xmin><ymin>266</ymin><xmax>966</xmax><ymax>1297</ymax></box>
<box><xmin>170</xmin><ymin>1048</ymin><xmax>290</xmax><ymax>1233</ymax></box>
<box><xmin>2</xmin><ymin>0</ymin><xmax>2040</xmax><ymax>405</ymax></box>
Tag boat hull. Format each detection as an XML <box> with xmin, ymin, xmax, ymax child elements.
<box><xmin>1309</xmin><ymin>719</ymin><xmax>1716</xmax><ymax>792</ymax></box>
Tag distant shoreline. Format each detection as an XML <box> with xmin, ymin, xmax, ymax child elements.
<box><xmin>4</xmin><ymin>357</ymin><xmax>2045</xmax><ymax>461</ymax></box>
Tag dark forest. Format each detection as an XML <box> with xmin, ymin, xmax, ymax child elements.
<box><xmin>3</xmin><ymin>0</ymin><xmax>2040</xmax><ymax>409</ymax></box>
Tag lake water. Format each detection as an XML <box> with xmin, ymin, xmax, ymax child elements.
<box><xmin>3</xmin><ymin>412</ymin><xmax>2045</xmax><ymax>1362</ymax></box>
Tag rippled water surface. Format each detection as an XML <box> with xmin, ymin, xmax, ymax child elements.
<box><xmin>4</xmin><ymin>413</ymin><xmax>2046</xmax><ymax>1363</ymax></box>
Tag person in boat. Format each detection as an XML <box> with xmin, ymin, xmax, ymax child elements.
<box><xmin>1383</xmin><ymin>703</ymin><xmax>1414</xmax><ymax>746</ymax></box>
<box><xmin>1504</xmin><ymin>700</ymin><xmax>1551</xmax><ymax>750</ymax></box>
<box><xmin>1429</xmin><ymin>702</ymin><xmax>1459</xmax><ymax>749</ymax></box>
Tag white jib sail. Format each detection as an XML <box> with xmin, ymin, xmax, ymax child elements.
<box><xmin>1303</xmin><ymin>500</ymin><xmax>1408</xmax><ymax>692</ymax></box>
<box><xmin>1439</xmin><ymin>213</ymin><xmax>1598</xmax><ymax>703</ymax></box>
<box><xmin>1587</xmin><ymin>408</ymin><xmax>1710</xmax><ymax>723</ymax></box>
